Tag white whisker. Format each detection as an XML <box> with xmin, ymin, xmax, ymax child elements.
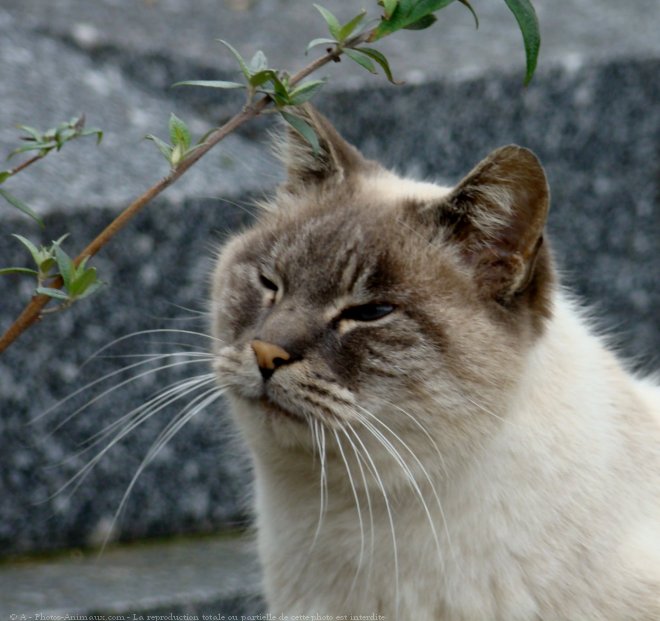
<box><xmin>33</xmin><ymin>349</ymin><xmax>212</xmax><ymax>425</ymax></box>
<box><xmin>334</xmin><ymin>428</ymin><xmax>366</xmax><ymax>585</ymax></box>
<box><xmin>45</xmin><ymin>355</ymin><xmax>213</xmax><ymax>432</ymax></box>
<box><xmin>310</xmin><ymin>419</ymin><xmax>328</xmax><ymax>550</ymax></box>
<box><xmin>356</xmin><ymin>406</ymin><xmax>451</xmax><ymax>578</ymax></box>
<box><xmin>340</xmin><ymin>422</ymin><xmax>376</xmax><ymax>586</ymax></box>
<box><xmin>48</xmin><ymin>376</ymin><xmax>219</xmax><ymax>499</ymax></box>
<box><xmin>377</xmin><ymin>398</ymin><xmax>449</xmax><ymax>478</ymax></box>
<box><xmin>79</xmin><ymin>373</ymin><xmax>216</xmax><ymax>451</ymax></box>
<box><xmin>80</xmin><ymin>328</ymin><xmax>224</xmax><ymax>369</ymax></box>
<box><xmin>343</xmin><ymin>422</ymin><xmax>400</xmax><ymax>617</ymax></box>
<box><xmin>99</xmin><ymin>385</ymin><xmax>227</xmax><ymax>553</ymax></box>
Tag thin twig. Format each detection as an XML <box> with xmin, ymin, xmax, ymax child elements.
<box><xmin>0</xmin><ymin>44</ymin><xmax>344</xmax><ymax>354</ymax></box>
<box><xmin>7</xmin><ymin>153</ymin><xmax>46</xmax><ymax>177</ymax></box>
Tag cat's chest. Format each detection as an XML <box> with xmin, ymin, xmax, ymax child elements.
<box><xmin>255</xmin><ymin>466</ymin><xmax>539</xmax><ymax>619</ymax></box>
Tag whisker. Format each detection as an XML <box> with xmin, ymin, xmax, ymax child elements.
<box><xmin>357</xmin><ymin>406</ymin><xmax>459</xmax><ymax>583</ymax></box>
<box><xmin>89</xmin><ymin>350</ymin><xmax>210</xmax><ymax>360</ymax></box>
<box><xmin>340</xmin><ymin>422</ymin><xmax>375</xmax><ymax>587</ymax></box>
<box><xmin>80</xmin><ymin>328</ymin><xmax>224</xmax><ymax>369</ymax></box>
<box><xmin>99</xmin><ymin>385</ymin><xmax>227</xmax><ymax>554</ymax></box>
<box><xmin>343</xmin><ymin>423</ymin><xmax>400</xmax><ymax>617</ymax></box>
<box><xmin>376</xmin><ymin>398</ymin><xmax>449</xmax><ymax>478</ymax></box>
<box><xmin>310</xmin><ymin>419</ymin><xmax>328</xmax><ymax>550</ymax></box>
<box><xmin>79</xmin><ymin>373</ymin><xmax>216</xmax><ymax>450</ymax></box>
<box><xmin>466</xmin><ymin>395</ymin><xmax>508</xmax><ymax>422</ymax></box>
<box><xmin>147</xmin><ymin>301</ymin><xmax>211</xmax><ymax>321</ymax></box>
<box><xmin>43</xmin><ymin>355</ymin><xmax>214</xmax><ymax>432</ymax></box>
<box><xmin>47</xmin><ymin>376</ymin><xmax>219</xmax><ymax>500</ymax></box>
<box><xmin>357</xmin><ymin>412</ymin><xmax>442</xmax><ymax>523</ymax></box>
<box><xmin>334</xmin><ymin>428</ymin><xmax>366</xmax><ymax>583</ymax></box>
<box><xmin>33</xmin><ymin>349</ymin><xmax>212</xmax><ymax>425</ymax></box>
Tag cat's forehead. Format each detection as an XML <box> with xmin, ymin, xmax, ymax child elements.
<box><xmin>224</xmin><ymin>170</ymin><xmax>457</xmax><ymax>304</ymax></box>
<box><xmin>253</xmin><ymin>203</ymin><xmax>396</xmax><ymax>301</ymax></box>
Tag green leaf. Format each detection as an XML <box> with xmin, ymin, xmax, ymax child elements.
<box><xmin>314</xmin><ymin>4</ymin><xmax>342</xmax><ymax>40</ymax></box>
<box><xmin>16</xmin><ymin>125</ymin><xmax>43</xmax><ymax>141</ymax></box>
<box><xmin>288</xmin><ymin>79</ymin><xmax>327</xmax><ymax>105</ymax></box>
<box><xmin>56</xmin><ymin>127</ymin><xmax>77</xmax><ymax>148</ymax></box>
<box><xmin>36</xmin><ymin>286</ymin><xmax>70</xmax><ymax>301</ymax></box>
<box><xmin>173</xmin><ymin>79</ymin><xmax>246</xmax><ymax>90</ymax></box>
<box><xmin>265</xmin><ymin>73</ymin><xmax>292</xmax><ymax>107</ymax></box>
<box><xmin>403</xmin><ymin>13</ymin><xmax>437</xmax><ymax>30</ymax></box>
<box><xmin>503</xmin><ymin>0</ymin><xmax>540</xmax><ymax>85</ymax></box>
<box><xmin>217</xmin><ymin>39</ymin><xmax>251</xmax><ymax>80</ymax></box>
<box><xmin>39</xmin><ymin>257</ymin><xmax>57</xmax><ymax>274</ymax></box>
<box><xmin>248</xmin><ymin>50</ymin><xmax>268</xmax><ymax>75</ymax></box>
<box><xmin>53</xmin><ymin>233</ymin><xmax>70</xmax><ymax>246</ymax></box>
<box><xmin>145</xmin><ymin>134</ymin><xmax>173</xmax><ymax>161</ymax></box>
<box><xmin>80</xmin><ymin>128</ymin><xmax>104</xmax><ymax>145</ymax></box>
<box><xmin>249</xmin><ymin>69</ymin><xmax>279</xmax><ymax>89</ymax></box>
<box><xmin>355</xmin><ymin>47</ymin><xmax>400</xmax><ymax>83</ymax></box>
<box><xmin>382</xmin><ymin>0</ymin><xmax>399</xmax><ymax>19</ymax></box>
<box><xmin>344</xmin><ymin>49</ymin><xmax>377</xmax><ymax>74</ymax></box>
<box><xmin>69</xmin><ymin>266</ymin><xmax>98</xmax><ymax>297</ymax></box>
<box><xmin>0</xmin><ymin>170</ymin><xmax>12</xmax><ymax>184</ymax></box>
<box><xmin>0</xmin><ymin>267</ymin><xmax>39</xmax><ymax>276</ymax></box>
<box><xmin>457</xmin><ymin>0</ymin><xmax>479</xmax><ymax>28</ymax></box>
<box><xmin>12</xmin><ymin>234</ymin><xmax>42</xmax><ymax>266</ymax></box>
<box><xmin>168</xmin><ymin>113</ymin><xmax>191</xmax><ymax>150</ymax></box>
<box><xmin>75</xmin><ymin>255</ymin><xmax>91</xmax><ymax>273</ymax></box>
<box><xmin>305</xmin><ymin>37</ymin><xmax>338</xmax><ymax>55</ymax></box>
<box><xmin>0</xmin><ymin>189</ymin><xmax>45</xmax><ymax>227</ymax></box>
<box><xmin>338</xmin><ymin>10</ymin><xmax>367</xmax><ymax>42</ymax></box>
<box><xmin>170</xmin><ymin>143</ymin><xmax>185</xmax><ymax>167</ymax></box>
<box><xmin>53</xmin><ymin>243</ymin><xmax>74</xmax><ymax>290</ymax></box>
<box><xmin>8</xmin><ymin>142</ymin><xmax>54</xmax><ymax>159</ymax></box>
<box><xmin>75</xmin><ymin>281</ymin><xmax>103</xmax><ymax>300</ymax></box>
<box><xmin>280</xmin><ymin>111</ymin><xmax>320</xmax><ymax>155</ymax></box>
<box><xmin>373</xmin><ymin>0</ymin><xmax>454</xmax><ymax>39</ymax></box>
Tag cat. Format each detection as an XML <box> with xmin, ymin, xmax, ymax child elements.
<box><xmin>210</xmin><ymin>104</ymin><xmax>660</xmax><ymax>620</ymax></box>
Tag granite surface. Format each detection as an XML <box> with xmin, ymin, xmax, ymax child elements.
<box><xmin>0</xmin><ymin>0</ymin><xmax>658</xmax><ymax>567</ymax></box>
<box><xmin>0</xmin><ymin>533</ymin><xmax>264</xmax><ymax>617</ymax></box>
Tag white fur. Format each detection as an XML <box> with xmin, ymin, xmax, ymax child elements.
<box><xmin>231</xmin><ymin>293</ymin><xmax>660</xmax><ymax>620</ymax></box>
<box><xmin>359</xmin><ymin>169</ymin><xmax>452</xmax><ymax>205</ymax></box>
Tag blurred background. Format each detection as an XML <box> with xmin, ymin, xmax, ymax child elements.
<box><xmin>0</xmin><ymin>0</ymin><xmax>658</xmax><ymax>616</ymax></box>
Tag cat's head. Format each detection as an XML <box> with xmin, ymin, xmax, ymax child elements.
<box><xmin>211</xmin><ymin>105</ymin><xmax>553</xmax><ymax>455</ymax></box>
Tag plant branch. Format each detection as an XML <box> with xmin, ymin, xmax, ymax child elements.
<box><xmin>8</xmin><ymin>153</ymin><xmax>46</xmax><ymax>177</ymax></box>
<box><xmin>0</xmin><ymin>43</ymin><xmax>346</xmax><ymax>355</ymax></box>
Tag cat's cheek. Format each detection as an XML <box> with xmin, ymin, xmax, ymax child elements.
<box><xmin>213</xmin><ymin>345</ymin><xmax>263</xmax><ymax>399</ymax></box>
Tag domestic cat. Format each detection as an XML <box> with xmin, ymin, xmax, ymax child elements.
<box><xmin>210</xmin><ymin>105</ymin><xmax>660</xmax><ymax>620</ymax></box>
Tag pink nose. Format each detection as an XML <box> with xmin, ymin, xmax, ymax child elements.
<box><xmin>250</xmin><ymin>340</ymin><xmax>291</xmax><ymax>376</ymax></box>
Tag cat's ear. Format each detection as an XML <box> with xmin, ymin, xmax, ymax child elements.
<box><xmin>437</xmin><ymin>145</ymin><xmax>550</xmax><ymax>301</ymax></box>
<box><xmin>278</xmin><ymin>104</ymin><xmax>369</xmax><ymax>193</ymax></box>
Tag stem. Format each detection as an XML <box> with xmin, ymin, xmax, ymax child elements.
<box><xmin>0</xmin><ymin>42</ymin><xmax>347</xmax><ymax>355</ymax></box>
<box><xmin>8</xmin><ymin>153</ymin><xmax>45</xmax><ymax>177</ymax></box>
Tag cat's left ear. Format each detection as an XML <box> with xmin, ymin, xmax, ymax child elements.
<box><xmin>278</xmin><ymin>104</ymin><xmax>371</xmax><ymax>194</ymax></box>
<box><xmin>436</xmin><ymin>145</ymin><xmax>550</xmax><ymax>302</ymax></box>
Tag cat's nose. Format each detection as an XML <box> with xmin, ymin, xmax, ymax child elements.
<box><xmin>250</xmin><ymin>339</ymin><xmax>292</xmax><ymax>381</ymax></box>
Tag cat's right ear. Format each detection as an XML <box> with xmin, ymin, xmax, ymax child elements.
<box><xmin>278</xmin><ymin>104</ymin><xmax>369</xmax><ymax>193</ymax></box>
<box><xmin>431</xmin><ymin>145</ymin><xmax>552</xmax><ymax>306</ymax></box>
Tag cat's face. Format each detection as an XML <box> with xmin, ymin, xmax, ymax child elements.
<box><xmin>211</xmin><ymin>106</ymin><xmax>553</xmax><ymax>455</ymax></box>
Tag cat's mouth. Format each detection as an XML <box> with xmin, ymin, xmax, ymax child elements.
<box><xmin>258</xmin><ymin>395</ymin><xmax>307</xmax><ymax>424</ymax></box>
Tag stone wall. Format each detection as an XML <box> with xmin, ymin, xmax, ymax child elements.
<box><xmin>1</xmin><ymin>0</ymin><xmax>658</xmax><ymax>561</ymax></box>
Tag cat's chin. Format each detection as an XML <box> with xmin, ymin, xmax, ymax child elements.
<box><xmin>257</xmin><ymin>395</ymin><xmax>307</xmax><ymax>424</ymax></box>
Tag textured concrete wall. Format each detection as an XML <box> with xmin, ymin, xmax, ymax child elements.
<box><xmin>0</xmin><ymin>0</ymin><xmax>658</xmax><ymax>560</ymax></box>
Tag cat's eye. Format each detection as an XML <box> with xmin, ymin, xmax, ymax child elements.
<box><xmin>259</xmin><ymin>274</ymin><xmax>278</xmax><ymax>292</ymax></box>
<box><xmin>339</xmin><ymin>303</ymin><xmax>395</xmax><ymax>322</ymax></box>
